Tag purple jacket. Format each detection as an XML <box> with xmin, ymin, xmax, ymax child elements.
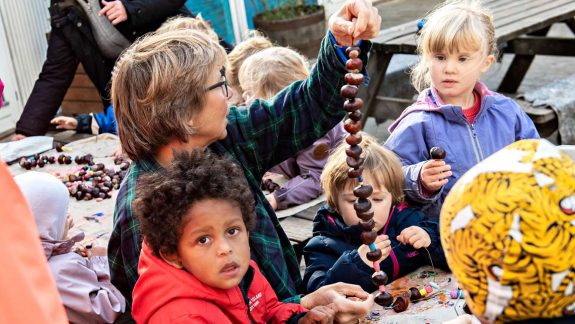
<box><xmin>269</xmin><ymin>122</ymin><xmax>346</xmax><ymax>210</ymax></box>
<box><xmin>385</xmin><ymin>82</ymin><xmax>539</xmax><ymax>218</ymax></box>
<box><xmin>43</xmin><ymin>233</ymin><xmax>125</xmax><ymax>323</ymax></box>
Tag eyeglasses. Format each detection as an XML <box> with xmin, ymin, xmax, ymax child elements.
<box><xmin>206</xmin><ymin>68</ymin><xmax>229</xmax><ymax>97</ymax></box>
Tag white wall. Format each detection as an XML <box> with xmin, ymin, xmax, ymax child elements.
<box><xmin>0</xmin><ymin>0</ymin><xmax>50</xmax><ymax>123</ymax></box>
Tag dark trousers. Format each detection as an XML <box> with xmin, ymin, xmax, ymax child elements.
<box><xmin>16</xmin><ymin>5</ymin><xmax>114</xmax><ymax>136</ymax></box>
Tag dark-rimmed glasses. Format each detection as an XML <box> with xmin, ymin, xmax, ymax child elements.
<box><xmin>206</xmin><ymin>68</ymin><xmax>229</xmax><ymax>97</ymax></box>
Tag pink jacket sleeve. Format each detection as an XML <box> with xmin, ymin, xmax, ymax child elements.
<box><xmin>48</xmin><ymin>254</ymin><xmax>126</xmax><ymax>323</ymax></box>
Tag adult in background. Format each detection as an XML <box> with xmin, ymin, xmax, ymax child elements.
<box><xmin>12</xmin><ymin>0</ymin><xmax>226</xmax><ymax>139</ymax></box>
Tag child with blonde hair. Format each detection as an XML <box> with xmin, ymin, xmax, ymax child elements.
<box><xmin>385</xmin><ymin>0</ymin><xmax>539</xmax><ymax>219</ymax></box>
<box><xmin>226</xmin><ymin>33</ymin><xmax>273</xmax><ymax>105</ymax></box>
<box><xmin>156</xmin><ymin>16</ymin><xmax>219</xmax><ymax>41</ymax></box>
<box><xmin>303</xmin><ymin>134</ymin><xmax>447</xmax><ymax>293</ymax></box>
<box><xmin>239</xmin><ymin>46</ymin><xmax>346</xmax><ymax>210</ymax></box>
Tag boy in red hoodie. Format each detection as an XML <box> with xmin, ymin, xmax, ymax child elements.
<box><xmin>132</xmin><ymin>149</ymin><xmax>336</xmax><ymax>323</ymax></box>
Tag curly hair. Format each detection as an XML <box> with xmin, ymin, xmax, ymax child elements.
<box><xmin>133</xmin><ymin>149</ymin><xmax>256</xmax><ymax>257</ymax></box>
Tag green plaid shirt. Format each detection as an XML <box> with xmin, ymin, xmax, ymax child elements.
<box><xmin>108</xmin><ymin>35</ymin><xmax>372</xmax><ymax>305</ymax></box>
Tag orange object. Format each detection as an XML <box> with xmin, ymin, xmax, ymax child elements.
<box><xmin>0</xmin><ymin>160</ymin><xmax>68</xmax><ymax>323</ymax></box>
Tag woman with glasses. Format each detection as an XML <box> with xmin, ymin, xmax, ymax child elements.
<box><xmin>108</xmin><ymin>0</ymin><xmax>382</xmax><ymax>321</ymax></box>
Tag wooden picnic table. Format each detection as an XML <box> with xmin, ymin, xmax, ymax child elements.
<box><xmin>360</xmin><ymin>0</ymin><xmax>575</xmax><ymax>136</ymax></box>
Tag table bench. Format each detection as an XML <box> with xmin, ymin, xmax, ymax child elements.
<box><xmin>360</xmin><ymin>0</ymin><xmax>575</xmax><ymax>137</ymax></box>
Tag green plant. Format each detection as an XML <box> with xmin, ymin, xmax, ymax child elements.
<box><xmin>255</xmin><ymin>0</ymin><xmax>322</xmax><ymax>22</ymax></box>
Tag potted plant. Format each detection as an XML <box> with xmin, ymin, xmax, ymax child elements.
<box><xmin>252</xmin><ymin>0</ymin><xmax>326</xmax><ymax>58</ymax></box>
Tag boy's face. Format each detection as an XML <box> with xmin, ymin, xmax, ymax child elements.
<box><xmin>336</xmin><ymin>174</ymin><xmax>392</xmax><ymax>232</ymax></box>
<box><xmin>167</xmin><ymin>198</ymin><xmax>250</xmax><ymax>290</ymax></box>
<box><xmin>428</xmin><ymin>47</ymin><xmax>494</xmax><ymax>106</ymax></box>
<box><xmin>190</xmin><ymin>67</ymin><xmax>231</xmax><ymax>147</ymax></box>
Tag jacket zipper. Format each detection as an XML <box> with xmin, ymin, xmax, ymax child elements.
<box><xmin>466</xmin><ymin>124</ymin><xmax>482</xmax><ymax>163</ymax></box>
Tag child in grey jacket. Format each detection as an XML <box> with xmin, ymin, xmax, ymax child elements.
<box><xmin>15</xmin><ymin>172</ymin><xmax>125</xmax><ymax>324</ymax></box>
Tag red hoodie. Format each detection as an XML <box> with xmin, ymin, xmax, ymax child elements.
<box><xmin>133</xmin><ymin>243</ymin><xmax>306</xmax><ymax>323</ymax></box>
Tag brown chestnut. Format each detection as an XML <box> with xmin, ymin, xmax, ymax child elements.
<box><xmin>375</xmin><ymin>292</ymin><xmax>393</xmax><ymax>307</ymax></box>
<box><xmin>392</xmin><ymin>295</ymin><xmax>409</xmax><ymax>312</ymax></box>
<box><xmin>361</xmin><ymin>230</ymin><xmax>377</xmax><ymax>245</ymax></box>
<box><xmin>343</xmin><ymin>98</ymin><xmax>363</xmax><ymax>112</ymax></box>
<box><xmin>344</xmin><ymin>73</ymin><xmax>364</xmax><ymax>85</ymax></box>
<box><xmin>371</xmin><ymin>271</ymin><xmax>388</xmax><ymax>286</ymax></box>
<box><xmin>354</xmin><ymin>198</ymin><xmax>371</xmax><ymax>213</ymax></box>
<box><xmin>55</xmin><ymin>143</ymin><xmax>64</xmax><ymax>152</ymax></box>
<box><xmin>48</xmin><ymin>156</ymin><xmax>56</xmax><ymax>164</ymax></box>
<box><xmin>23</xmin><ymin>161</ymin><xmax>32</xmax><ymax>170</ymax></box>
<box><xmin>366</xmin><ymin>249</ymin><xmax>382</xmax><ymax>262</ymax></box>
<box><xmin>357</xmin><ymin>210</ymin><xmax>374</xmax><ymax>221</ymax></box>
<box><xmin>353</xmin><ymin>184</ymin><xmax>372</xmax><ymax>198</ymax></box>
<box><xmin>347</xmin><ymin>167</ymin><xmax>363</xmax><ymax>178</ymax></box>
<box><xmin>345</xmin><ymin>58</ymin><xmax>363</xmax><ymax>71</ymax></box>
<box><xmin>348</xmin><ymin>110</ymin><xmax>362</xmax><ymax>122</ymax></box>
<box><xmin>340</xmin><ymin>85</ymin><xmax>358</xmax><ymax>99</ymax></box>
<box><xmin>346</xmin><ymin>156</ymin><xmax>364</xmax><ymax>169</ymax></box>
<box><xmin>344</xmin><ymin>119</ymin><xmax>362</xmax><ymax>134</ymax></box>
<box><xmin>345</xmin><ymin>46</ymin><xmax>361</xmax><ymax>58</ymax></box>
<box><xmin>409</xmin><ymin>287</ymin><xmax>422</xmax><ymax>301</ymax></box>
<box><xmin>359</xmin><ymin>219</ymin><xmax>375</xmax><ymax>231</ymax></box>
<box><xmin>345</xmin><ymin>134</ymin><xmax>362</xmax><ymax>146</ymax></box>
<box><xmin>345</xmin><ymin>145</ymin><xmax>362</xmax><ymax>159</ymax></box>
<box><xmin>430</xmin><ymin>146</ymin><xmax>446</xmax><ymax>160</ymax></box>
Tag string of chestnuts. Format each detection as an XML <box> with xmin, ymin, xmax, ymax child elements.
<box><xmin>340</xmin><ymin>45</ymin><xmax>393</xmax><ymax>307</ymax></box>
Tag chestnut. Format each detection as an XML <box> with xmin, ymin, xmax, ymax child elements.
<box><xmin>344</xmin><ymin>73</ymin><xmax>364</xmax><ymax>86</ymax></box>
<box><xmin>48</xmin><ymin>156</ymin><xmax>56</xmax><ymax>164</ymax></box>
<box><xmin>409</xmin><ymin>287</ymin><xmax>422</xmax><ymax>301</ymax></box>
<box><xmin>353</xmin><ymin>184</ymin><xmax>373</xmax><ymax>198</ymax></box>
<box><xmin>345</xmin><ymin>46</ymin><xmax>361</xmax><ymax>58</ymax></box>
<box><xmin>359</xmin><ymin>219</ymin><xmax>375</xmax><ymax>231</ymax></box>
<box><xmin>374</xmin><ymin>292</ymin><xmax>393</xmax><ymax>307</ymax></box>
<box><xmin>371</xmin><ymin>271</ymin><xmax>388</xmax><ymax>286</ymax></box>
<box><xmin>23</xmin><ymin>161</ymin><xmax>32</xmax><ymax>170</ymax></box>
<box><xmin>392</xmin><ymin>295</ymin><xmax>410</xmax><ymax>312</ymax></box>
<box><xmin>347</xmin><ymin>167</ymin><xmax>363</xmax><ymax>178</ymax></box>
<box><xmin>345</xmin><ymin>134</ymin><xmax>362</xmax><ymax>146</ymax></box>
<box><xmin>430</xmin><ymin>146</ymin><xmax>446</xmax><ymax>160</ymax></box>
<box><xmin>346</xmin><ymin>156</ymin><xmax>364</xmax><ymax>169</ymax></box>
<box><xmin>357</xmin><ymin>210</ymin><xmax>374</xmax><ymax>221</ymax></box>
<box><xmin>366</xmin><ymin>249</ymin><xmax>382</xmax><ymax>262</ymax></box>
<box><xmin>348</xmin><ymin>110</ymin><xmax>362</xmax><ymax>122</ymax></box>
<box><xmin>344</xmin><ymin>119</ymin><xmax>362</xmax><ymax>134</ymax></box>
<box><xmin>37</xmin><ymin>160</ymin><xmax>45</xmax><ymax>168</ymax></box>
<box><xmin>55</xmin><ymin>143</ymin><xmax>64</xmax><ymax>152</ymax></box>
<box><xmin>361</xmin><ymin>230</ymin><xmax>377</xmax><ymax>245</ymax></box>
<box><xmin>343</xmin><ymin>98</ymin><xmax>363</xmax><ymax>112</ymax></box>
<box><xmin>340</xmin><ymin>85</ymin><xmax>358</xmax><ymax>99</ymax></box>
<box><xmin>120</xmin><ymin>162</ymin><xmax>130</xmax><ymax>171</ymax></box>
<box><xmin>345</xmin><ymin>145</ymin><xmax>362</xmax><ymax>159</ymax></box>
<box><xmin>345</xmin><ymin>58</ymin><xmax>363</xmax><ymax>72</ymax></box>
<box><xmin>354</xmin><ymin>198</ymin><xmax>371</xmax><ymax>213</ymax></box>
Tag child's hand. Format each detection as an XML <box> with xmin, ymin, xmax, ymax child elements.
<box><xmin>51</xmin><ymin>116</ymin><xmax>78</xmax><ymax>130</ymax></box>
<box><xmin>78</xmin><ymin>244</ymin><xmax>107</xmax><ymax>258</ymax></box>
<box><xmin>397</xmin><ymin>226</ymin><xmax>431</xmax><ymax>249</ymax></box>
<box><xmin>358</xmin><ymin>235</ymin><xmax>391</xmax><ymax>267</ymax></box>
<box><xmin>420</xmin><ymin>160</ymin><xmax>452</xmax><ymax>192</ymax></box>
<box><xmin>298</xmin><ymin>303</ymin><xmax>336</xmax><ymax>324</ymax></box>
